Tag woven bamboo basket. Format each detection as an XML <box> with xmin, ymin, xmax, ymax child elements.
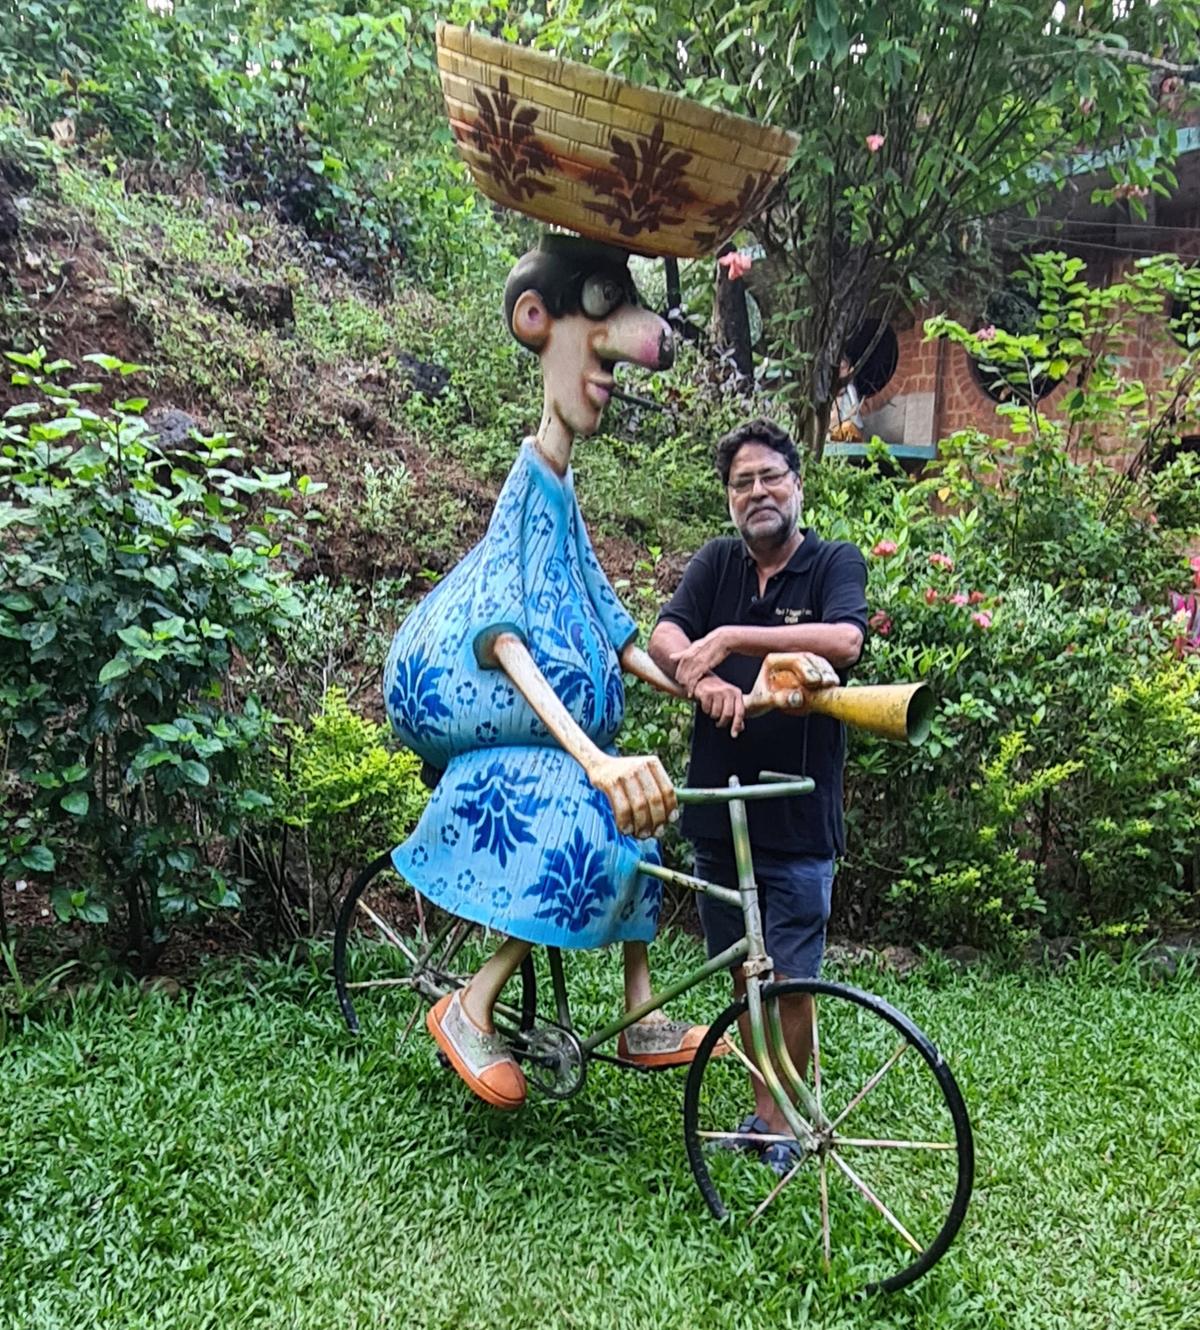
<box><xmin>436</xmin><ymin>23</ymin><xmax>798</xmax><ymax>259</ymax></box>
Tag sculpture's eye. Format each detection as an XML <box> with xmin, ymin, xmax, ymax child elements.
<box><xmin>581</xmin><ymin>274</ymin><xmax>625</xmax><ymax>319</ymax></box>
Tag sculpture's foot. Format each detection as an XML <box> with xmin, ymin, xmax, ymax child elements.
<box><xmin>617</xmin><ymin>1014</ymin><xmax>730</xmax><ymax>1068</ymax></box>
<box><xmin>427</xmin><ymin>989</ymin><xmax>527</xmax><ymax>1110</ymax></box>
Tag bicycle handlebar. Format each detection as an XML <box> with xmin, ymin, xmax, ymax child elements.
<box><xmin>675</xmin><ymin>774</ymin><xmax>815</xmax><ymax>806</ymax></box>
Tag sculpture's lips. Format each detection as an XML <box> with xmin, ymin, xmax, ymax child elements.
<box><xmin>585</xmin><ymin>374</ymin><xmax>614</xmax><ymax>408</ymax></box>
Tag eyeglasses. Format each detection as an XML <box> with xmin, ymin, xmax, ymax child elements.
<box><xmin>727</xmin><ymin>466</ymin><xmax>796</xmax><ymax>496</ymax></box>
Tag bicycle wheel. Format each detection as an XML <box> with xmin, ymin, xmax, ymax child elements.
<box><xmin>333</xmin><ymin>852</ymin><xmax>536</xmax><ymax>1037</ymax></box>
<box><xmin>683</xmin><ymin>979</ymin><xmax>973</xmax><ymax>1294</ymax></box>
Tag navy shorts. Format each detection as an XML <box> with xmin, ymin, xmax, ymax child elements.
<box><xmin>693</xmin><ymin>840</ymin><xmax>835</xmax><ymax>980</ymax></box>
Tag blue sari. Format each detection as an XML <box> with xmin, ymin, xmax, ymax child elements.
<box><xmin>383</xmin><ymin>440</ymin><xmax>662</xmax><ymax>948</ymax></box>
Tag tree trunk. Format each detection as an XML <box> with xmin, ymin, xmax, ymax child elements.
<box><xmin>714</xmin><ymin>243</ymin><xmax>754</xmax><ymax>382</ymax></box>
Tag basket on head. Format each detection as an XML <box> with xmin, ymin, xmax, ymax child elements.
<box><xmin>436</xmin><ymin>24</ymin><xmax>798</xmax><ymax>259</ymax></box>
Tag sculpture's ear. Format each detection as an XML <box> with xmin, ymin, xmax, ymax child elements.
<box><xmin>511</xmin><ymin>289</ymin><xmax>551</xmax><ymax>350</ymax></box>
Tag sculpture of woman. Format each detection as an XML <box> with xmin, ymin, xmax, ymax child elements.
<box><xmin>384</xmin><ymin>235</ymin><xmax>717</xmax><ymax>1109</ymax></box>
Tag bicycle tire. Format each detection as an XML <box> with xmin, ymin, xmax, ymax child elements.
<box><xmin>682</xmin><ymin>978</ymin><xmax>973</xmax><ymax>1295</ymax></box>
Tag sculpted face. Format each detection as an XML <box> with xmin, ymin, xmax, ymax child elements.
<box><xmin>505</xmin><ymin>237</ymin><xmax>675</xmax><ymax>457</ymax></box>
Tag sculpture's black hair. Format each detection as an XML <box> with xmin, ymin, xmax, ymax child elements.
<box><xmin>503</xmin><ymin>234</ymin><xmax>641</xmax><ymax>348</ymax></box>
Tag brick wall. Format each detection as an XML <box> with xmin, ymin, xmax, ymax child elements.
<box><xmin>865</xmin><ymin>232</ymin><xmax>1200</xmax><ymax>467</ymax></box>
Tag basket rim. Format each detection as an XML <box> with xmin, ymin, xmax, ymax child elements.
<box><xmin>436</xmin><ymin>22</ymin><xmax>798</xmax><ymax>160</ymax></box>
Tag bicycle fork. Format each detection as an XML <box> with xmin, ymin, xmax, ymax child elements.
<box><xmin>728</xmin><ymin>780</ymin><xmax>829</xmax><ymax>1150</ymax></box>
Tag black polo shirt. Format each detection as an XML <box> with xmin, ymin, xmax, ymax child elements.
<box><xmin>656</xmin><ymin>531</ymin><xmax>868</xmax><ymax>857</ymax></box>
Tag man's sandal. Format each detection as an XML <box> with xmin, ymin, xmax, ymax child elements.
<box><xmin>426</xmin><ymin>989</ymin><xmax>527</xmax><ymax>1111</ymax></box>
<box><xmin>616</xmin><ymin>1016</ymin><xmax>731</xmax><ymax>1068</ymax></box>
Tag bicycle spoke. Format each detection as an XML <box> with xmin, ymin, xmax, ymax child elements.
<box><xmin>829</xmin><ymin>1150</ymin><xmax>923</xmax><ymax>1253</ymax></box>
<box><xmin>829</xmin><ymin>1039</ymin><xmax>908</xmax><ymax>1132</ymax></box>
<box><xmin>358</xmin><ymin>899</ymin><xmax>419</xmax><ymax>965</ymax></box>
<box><xmin>819</xmin><ymin>1155</ymin><xmax>831</xmax><ymax>1272</ymax></box>
<box><xmin>696</xmin><ymin>1130</ymin><xmax>798</xmax><ymax>1145</ymax></box>
<box><xmin>748</xmin><ymin>1154</ymin><xmax>808</xmax><ymax>1226</ymax></box>
<box><xmin>397</xmin><ymin>1001</ymin><xmax>423</xmax><ymax>1047</ymax></box>
<box><xmin>345</xmin><ymin>977</ymin><xmax>417</xmax><ymax>990</ymax></box>
<box><xmin>835</xmin><ymin>1137</ymin><xmax>955</xmax><ymax>1151</ymax></box>
<box><xmin>723</xmin><ymin>1030</ymin><xmax>767</xmax><ymax>1085</ymax></box>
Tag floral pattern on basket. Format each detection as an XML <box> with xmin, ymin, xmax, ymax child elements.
<box><xmin>470</xmin><ymin>75</ymin><xmax>556</xmax><ymax>201</ymax></box>
<box><xmin>585</xmin><ymin>121</ymin><xmax>696</xmax><ymax>238</ymax></box>
<box><xmin>691</xmin><ymin>170</ymin><xmax>783</xmax><ymax>251</ymax></box>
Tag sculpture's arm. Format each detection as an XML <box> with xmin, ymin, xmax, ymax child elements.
<box><xmin>490</xmin><ymin>632</ymin><xmax>676</xmax><ymax>839</ymax></box>
<box><xmin>619</xmin><ymin>641</ymin><xmax>688</xmax><ymax>699</ymax></box>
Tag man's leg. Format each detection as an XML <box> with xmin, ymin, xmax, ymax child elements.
<box><xmin>731</xmin><ymin>969</ymin><xmax>813</xmax><ymax>1132</ymax></box>
<box><xmin>741</xmin><ymin>853</ymin><xmax>835</xmax><ymax>1129</ymax></box>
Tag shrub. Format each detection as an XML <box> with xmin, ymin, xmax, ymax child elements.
<box><xmin>258</xmin><ymin>687</ymin><xmax>427</xmax><ymax>934</ymax></box>
<box><xmin>0</xmin><ymin>347</ymin><xmax>308</xmax><ymax>964</ymax></box>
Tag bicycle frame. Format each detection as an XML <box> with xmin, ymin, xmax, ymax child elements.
<box><xmin>529</xmin><ymin>774</ymin><xmax>829</xmax><ymax>1145</ymax></box>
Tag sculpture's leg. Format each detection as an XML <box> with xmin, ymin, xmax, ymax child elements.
<box><xmin>428</xmin><ymin>934</ymin><xmax>533</xmax><ymax>1111</ymax></box>
<box><xmin>461</xmin><ymin>936</ymin><xmax>533</xmax><ymax>1031</ymax></box>
<box><xmin>623</xmin><ymin>939</ymin><xmax>653</xmax><ymax>1009</ymax></box>
<box><xmin>618</xmin><ymin>940</ymin><xmax>723</xmax><ymax>1068</ymax></box>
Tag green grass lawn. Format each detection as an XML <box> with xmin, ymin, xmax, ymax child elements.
<box><xmin>2</xmin><ymin>936</ymin><xmax>1198</xmax><ymax>1330</ymax></box>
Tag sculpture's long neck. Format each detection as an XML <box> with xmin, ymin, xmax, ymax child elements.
<box><xmin>533</xmin><ymin>392</ymin><xmax>574</xmax><ymax>476</ymax></box>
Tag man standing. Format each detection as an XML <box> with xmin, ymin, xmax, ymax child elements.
<box><xmin>648</xmin><ymin>417</ymin><xmax>867</xmax><ymax>1172</ymax></box>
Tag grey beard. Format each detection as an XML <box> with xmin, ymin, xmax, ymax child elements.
<box><xmin>743</xmin><ymin>513</ymin><xmax>793</xmax><ymax>553</ymax></box>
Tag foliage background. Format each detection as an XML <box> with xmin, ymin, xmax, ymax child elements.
<box><xmin>0</xmin><ymin>1</ymin><xmax>1197</xmax><ymax>964</ymax></box>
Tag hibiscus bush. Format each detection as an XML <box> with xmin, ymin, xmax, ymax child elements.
<box><xmin>809</xmin><ymin>254</ymin><xmax>1200</xmax><ymax>947</ymax></box>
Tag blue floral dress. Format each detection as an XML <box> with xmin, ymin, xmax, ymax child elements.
<box><xmin>383</xmin><ymin>439</ymin><xmax>662</xmax><ymax>949</ymax></box>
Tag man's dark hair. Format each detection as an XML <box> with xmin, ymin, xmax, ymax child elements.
<box><xmin>503</xmin><ymin>234</ymin><xmax>639</xmax><ymax>349</ymax></box>
<box><xmin>715</xmin><ymin>418</ymin><xmax>801</xmax><ymax>484</ymax></box>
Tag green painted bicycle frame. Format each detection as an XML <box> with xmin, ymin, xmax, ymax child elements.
<box><xmin>533</xmin><ymin>774</ymin><xmax>830</xmax><ymax>1142</ymax></box>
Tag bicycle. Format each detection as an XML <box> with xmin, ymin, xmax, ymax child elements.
<box><xmin>333</xmin><ymin>673</ymin><xmax>974</xmax><ymax>1295</ymax></box>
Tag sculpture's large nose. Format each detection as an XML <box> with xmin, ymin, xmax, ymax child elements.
<box><xmin>601</xmin><ymin>305</ymin><xmax>675</xmax><ymax>371</ymax></box>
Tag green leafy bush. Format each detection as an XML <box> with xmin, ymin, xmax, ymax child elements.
<box><xmin>261</xmin><ymin>687</ymin><xmax>427</xmax><ymax>933</ymax></box>
<box><xmin>0</xmin><ymin>1</ymin><xmax>516</xmax><ymax>286</ymax></box>
<box><xmin>0</xmin><ymin>347</ymin><xmax>306</xmax><ymax>963</ymax></box>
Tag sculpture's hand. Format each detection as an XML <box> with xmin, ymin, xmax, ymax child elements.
<box><xmin>589</xmin><ymin>753</ymin><xmax>676</xmax><ymax>840</ymax></box>
<box><xmin>745</xmin><ymin>651</ymin><xmax>840</xmax><ymax>716</ymax></box>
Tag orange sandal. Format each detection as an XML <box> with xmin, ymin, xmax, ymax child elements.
<box><xmin>617</xmin><ymin>1017</ymin><xmax>730</xmax><ymax>1069</ymax></box>
<box><xmin>427</xmin><ymin>990</ymin><xmax>527</xmax><ymax>1110</ymax></box>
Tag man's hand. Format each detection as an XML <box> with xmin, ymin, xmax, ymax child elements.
<box><xmin>588</xmin><ymin>753</ymin><xmax>677</xmax><ymax>840</ymax></box>
<box><xmin>694</xmin><ymin>676</ymin><xmax>746</xmax><ymax>738</ymax></box>
<box><xmin>670</xmin><ymin>627</ymin><xmax>731</xmax><ymax>694</ymax></box>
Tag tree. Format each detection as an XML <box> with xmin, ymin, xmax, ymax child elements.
<box><xmin>491</xmin><ymin>0</ymin><xmax>1200</xmax><ymax>455</ymax></box>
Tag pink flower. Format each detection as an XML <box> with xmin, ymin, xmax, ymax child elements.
<box><xmin>1190</xmin><ymin>555</ymin><xmax>1200</xmax><ymax>573</ymax></box>
<box><xmin>971</xmin><ymin>611</ymin><xmax>993</xmax><ymax>630</ymax></box>
<box><xmin>949</xmin><ymin>593</ymin><xmax>969</xmax><ymax>607</ymax></box>
<box><xmin>976</xmin><ymin>325</ymin><xmax>996</xmax><ymax>343</ymax></box>
<box><xmin>869</xmin><ymin>610</ymin><xmax>893</xmax><ymax>636</ymax></box>
<box><xmin>968</xmin><ymin>590</ymin><xmax>986</xmax><ymax>605</ymax></box>
<box><xmin>717</xmin><ymin>251</ymin><xmax>753</xmax><ymax>281</ymax></box>
<box><xmin>872</xmin><ymin>540</ymin><xmax>898</xmax><ymax>557</ymax></box>
<box><xmin>865</xmin><ymin>133</ymin><xmax>886</xmax><ymax>153</ymax></box>
<box><xmin>928</xmin><ymin>552</ymin><xmax>955</xmax><ymax>571</ymax></box>
<box><xmin>924</xmin><ymin>587</ymin><xmax>939</xmax><ymax>605</ymax></box>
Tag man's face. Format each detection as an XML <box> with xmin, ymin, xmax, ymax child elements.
<box><xmin>727</xmin><ymin>441</ymin><xmax>801</xmax><ymax>550</ymax></box>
